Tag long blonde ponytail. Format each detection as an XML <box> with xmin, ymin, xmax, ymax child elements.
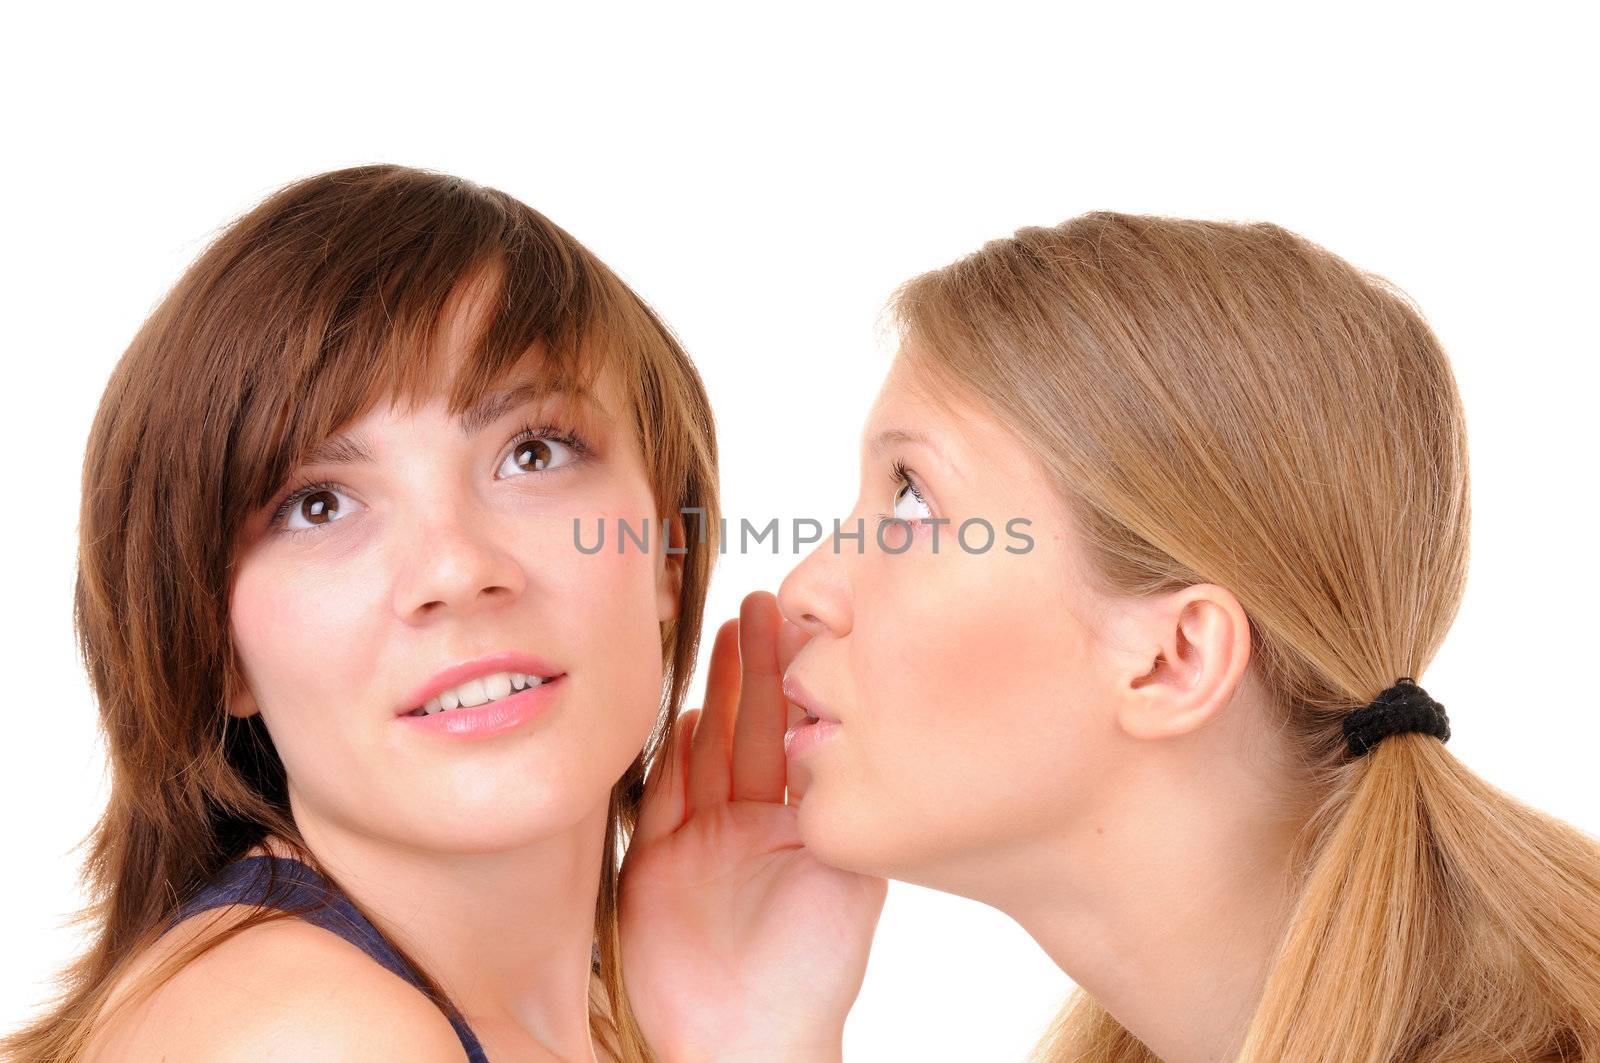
<box><xmin>890</xmin><ymin>212</ymin><xmax>1600</xmax><ymax>1062</ymax></box>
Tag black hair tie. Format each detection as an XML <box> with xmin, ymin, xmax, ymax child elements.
<box><xmin>1342</xmin><ymin>677</ymin><xmax>1450</xmax><ymax>757</ymax></box>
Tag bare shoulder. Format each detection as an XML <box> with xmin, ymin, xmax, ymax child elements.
<box><xmin>85</xmin><ymin>909</ymin><xmax>466</xmax><ymax>1062</ymax></box>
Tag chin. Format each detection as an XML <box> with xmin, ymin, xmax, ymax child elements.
<box><xmin>797</xmin><ymin>784</ymin><xmax>986</xmax><ymax>891</ymax></box>
<box><xmin>794</xmin><ymin>791</ymin><xmax>905</xmax><ymax>878</ymax></box>
<box><xmin>386</xmin><ymin>786</ymin><xmax>602</xmax><ymax>855</ymax></box>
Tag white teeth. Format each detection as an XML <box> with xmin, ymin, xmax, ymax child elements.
<box><xmin>456</xmin><ymin>677</ymin><xmax>488</xmax><ymax>707</ymax></box>
<box><xmin>412</xmin><ymin>670</ymin><xmax>548</xmax><ymax>715</ymax></box>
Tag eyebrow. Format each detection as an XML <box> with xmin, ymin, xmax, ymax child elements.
<box><xmin>301</xmin><ymin>382</ymin><xmax>595</xmax><ymax>467</ymax></box>
<box><xmin>865</xmin><ymin>427</ymin><xmax>936</xmax><ymax>455</ymax></box>
<box><xmin>864</xmin><ymin>425</ymin><xmax>961</xmax><ymax>479</ymax></box>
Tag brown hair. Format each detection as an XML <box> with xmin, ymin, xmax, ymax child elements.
<box><xmin>4</xmin><ymin>164</ymin><xmax>719</xmax><ymax>1062</ymax></box>
<box><xmin>890</xmin><ymin>212</ymin><xmax>1600</xmax><ymax>1062</ymax></box>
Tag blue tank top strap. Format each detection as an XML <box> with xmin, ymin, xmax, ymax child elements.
<box><xmin>162</xmin><ymin>854</ymin><xmax>489</xmax><ymax>1062</ymax></box>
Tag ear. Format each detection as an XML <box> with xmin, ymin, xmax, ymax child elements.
<box><xmin>655</xmin><ymin>514</ymin><xmax>685</xmax><ymax>624</ymax></box>
<box><xmin>223</xmin><ymin>656</ymin><xmax>261</xmax><ymax>720</ymax></box>
<box><xmin>1115</xmin><ymin>583</ymin><xmax>1251</xmax><ymax>742</ymax></box>
<box><xmin>226</xmin><ymin>699</ymin><xmax>260</xmax><ymax>719</ymax></box>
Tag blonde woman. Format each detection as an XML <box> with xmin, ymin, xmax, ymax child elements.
<box><xmin>620</xmin><ymin>214</ymin><xmax>1600</xmax><ymax>1061</ymax></box>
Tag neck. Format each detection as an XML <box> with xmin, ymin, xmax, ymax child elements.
<box><xmin>278</xmin><ymin>794</ymin><xmax>610</xmax><ymax>1062</ymax></box>
<box><xmin>951</xmin><ymin>744</ymin><xmax>1306</xmax><ymax>1062</ymax></box>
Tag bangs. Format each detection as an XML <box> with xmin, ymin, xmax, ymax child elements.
<box><xmin>217</xmin><ymin>171</ymin><xmax>639</xmax><ymax>528</ymax></box>
<box><xmin>260</xmin><ymin>253</ymin><xmax>620</xmax><ymax>491</ymax></box>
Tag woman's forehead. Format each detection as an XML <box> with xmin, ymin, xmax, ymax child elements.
<box><xmin>320</xmin><ymin>372</ymin><xmax>629</xmax><ymax>466</ymax></box>
<box><xmin>865</xmin><ymin>360</ymin><xmax>996</xmax><ymax>465</ymax></box>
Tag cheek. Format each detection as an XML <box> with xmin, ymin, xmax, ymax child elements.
<box><xmin>226</xmin><ymin>553</ymin><xmax>397</xmax><ymax>830</ymax></box>
<box><xmin>229</xmin><ymin>554</ymin><xmax>383</xmax><ymax>723</ymax></box>
<box><xmin>843</xmin><ymin>544</ymin><xmax>1101</xmax><ymax>859</ymax></box>
<box><xmin>545</xmin><ymin>505</ymin><xmax>668</xmax><ymax>731</ymax></box>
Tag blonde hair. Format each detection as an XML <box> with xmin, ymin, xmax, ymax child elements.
<box><xmin>5</xmin><ymin>165</ymin><xmax>719</xmax><ymax>1062</ymax></box>
<box><xmin>889</xmin><ymin>212</ymin><xmax>1600</xmax><ymax>1062</ymax></box>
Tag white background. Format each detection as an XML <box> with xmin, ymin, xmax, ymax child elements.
<box><xmin>3</xmin><ymin>3</ymin><xmax>1596</xmax><ymax>1059</ymax></box>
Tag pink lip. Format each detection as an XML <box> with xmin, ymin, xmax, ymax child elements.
<box><xmin>398</xmin><ymin>651</ymin><xmax>565</xmax><ymax>717</ymax></box>
<box><xmin>784</xmin><ymin>716</ymin><xmax>841</xmax><ymax>759</ymax></box>
<box><xmin>397</xmin><ymin>677</ymin><xmax>562</xmax><ymax>739</ymax></box>
<box><xmin>781</xmin><ymin>672</ymin><xmax>841</xmax><ymax>723</ymax></box>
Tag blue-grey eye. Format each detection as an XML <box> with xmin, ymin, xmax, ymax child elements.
<box><xmin>891</xmin><ymin>463</ymin><xmax>931</xmax><ymax>521</ymax></box>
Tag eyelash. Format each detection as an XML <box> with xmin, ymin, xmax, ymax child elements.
<box><xmin>268</xmin><ymin>421</ymin><xmax>592</xmax><ymax>537</ymax></box>
<box><xmin>874</xmin><ymin>459</ymin><xmax>930</xmax><ymax>529</ymax></box>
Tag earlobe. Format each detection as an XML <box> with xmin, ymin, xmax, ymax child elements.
<box><xmin>1117</xmin><ymin>585</ymin><xmax>1251</xmax><ymax>742</ymax></box>
<box><xmin>657</xmin><ymin>557</ymin><xmax>682</xmax><ymax>623</ymax></box>
<box><xmin>656</xmin><ymin>524</ymin><xmax>685</xmax><ymax>624</ymax></box>
<box><xmin>222</xmin><ymin>654</ymin><xmax>261</xmax><ymax>719</ymax></box>
<box><xmin>225</xmin><ymin>685</ymin><xmax>261</xmax><ymax>720</ymax></box>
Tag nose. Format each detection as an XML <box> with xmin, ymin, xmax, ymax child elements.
<box><xmin>777</xmin><ymin>524</ymin><xmax>852</xmax><ymax>639</ymax></box>
<box><xmin>393</xmin><ymin>502</ymin><xmax>527</xmax><ymax>621</ymax></box>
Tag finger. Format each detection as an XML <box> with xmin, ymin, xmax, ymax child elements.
<box><xmin>634</xmin><ymin>707</ymin><xmax>700</xmax><ymax>846</ymax></box>
<box><xmin>776</xmin><ymin>618</ymin><xmax>810</xmax><ymax>674</ymax></box>
<box><xmin>687</xmin><ymin>618</ymin><xmax>741</xmax><ymax>815</ymax></box>
<box><xmin>730</xmin><ymin>591</ymin><xmax>788</xmax><ymax>804</ymax></box>
<box><xmin>776</xmin><ymin>618</ymin><xmax>813</xmax><ymax>806</ymax></box>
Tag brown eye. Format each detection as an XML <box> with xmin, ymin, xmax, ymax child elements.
<box><xmin>299</xmin><ymin>489</ymin><xmax>340</xmax><ymax>526</ymax></box>
<box><xmin>512</xmin><ymin>438</ymin><xmax>553</xmax><ymax>472</ymax></box>
<box><xmin>497</xmin><ymin>432</ymin><xmax>580</xmax><ymax>479</ymax></box>
<box><xmin>273</xmin><ymin>482</ymin><xmax>356</xmax><ymax>535</ymax></box>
